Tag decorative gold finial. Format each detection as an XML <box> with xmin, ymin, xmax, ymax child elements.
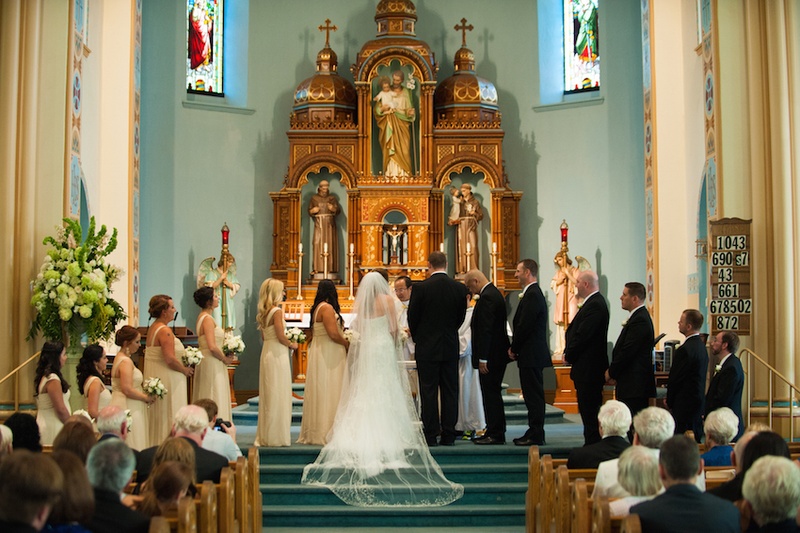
<box><xmin>318</xmin><ymin>18</ymin><xmax>337</xmax><ymax>47</ymax></box>
<box><xmin>454</xmin><ymin>18</ymin><xmax>473</xmax><ymax>48</ymax></box>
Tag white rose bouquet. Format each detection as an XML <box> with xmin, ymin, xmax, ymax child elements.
<box><xmin>222</xmin><ymin>333</ymin><xmax>245</xmax><ymax>355</ymax></box>
<box><xmin>182</xmin><ymin>346</ymin><xmax>204</xmax><ymax>367</ymax></box>
<box><xmin>285</xmin><ymin>327</ymin><xmax>307</xmax><ymax>344</ymax></box>
<box><xmin>398</xmin><ymin>329</ymin><xmax>409</xmax><ymax>344</ymax></box>
<box><xmin>343</xmin><ymin>329</ymin><xmax>360</xmax><ymax>344</ymax></box>
<box><xmin>143</xmin><ymin>377</ymin><xmax>167</xmax><ymax>399</ymax></box>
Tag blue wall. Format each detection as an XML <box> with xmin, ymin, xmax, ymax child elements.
<box><xmin>140</xmin><ymin>0</ymin><xmax>645</xmax><ymax>389</ymax></box>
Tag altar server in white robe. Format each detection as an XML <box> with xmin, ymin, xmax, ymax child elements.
<box><xmin>456</xmin><ymin>296</ymin><xmax>485</xmax><ymax>436</ymax></box>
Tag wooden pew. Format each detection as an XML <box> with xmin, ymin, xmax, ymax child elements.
<box><xmin>248</xmin><ymin>447</ymin><xmax>263</xmax><ymax>533</ymax></box>
<box><xmin>554</xmin><ymin>465</ymin><xmax>571</xmax><ymax>533</ymax></box>
<box><xmin>525</xmin><ymin>446</ymin><xmax>541</xmax><ymax>533</ymax></box>
<box><xmin>196</xmin><ymin>480</ymin><xmax>217</xmax><ymax>533</ymax></box>
<box><xmin>620</xmin><ymin>514</ymin><xmax>641</xmax><ymax>533</ymax></box>
<box><xmin>149</xmin><ymin>517</ymin><xmax>170</xmax><ymax>533</ymax></box>
<box><xmin>176</xmin><ymin>495</ymin><xmax>198</xmax><ymax>533</ymax></box>
<box><xmin>217</xmin><ymin>467</ymin><xmax>237</xmax><ymax>533</ymax></box>
<box><xmin>704</xmin><ymin>465</ymin><xmax>736</xmax><ymax>490</ymax></box>
<box><xmin>234</xmin><ymin>456</ymin><xmax>251</xmax><ymax>533</ymax></box>
<box><xmin>571</xmin><ymin>478</ymin><xmax>591</xmax><ymax>533</ymax></box>
<box><xmin>535</xmin><ymin>455</ymin><xmax>555</xmax><ymax>533</ymax></box>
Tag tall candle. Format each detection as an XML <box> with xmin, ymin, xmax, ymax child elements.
<box><xmin>492</xmin><ymin>242</ymin><xmax>497</xmax><ymax>253</ymax></box>
<box><xmin>466</xmin><ymin>242</ymin><xmax>471</xmax><ymax>253</ymax></box>
<box><xmin>298</xmin><ymin>243</ymin><xmax>303</xmax><ymax>253</ymax></box>
<box><xmin>350</xmin><ymin>242</ymin><xmax>354</xmax><ymax>253</ymax></box>
<box><xmin>439</xmin><ymin>243</ymin><xmax>444</xmax><ymax>253</ymax></box>
<box><xmin>323</xmin><ymin>242</ymin><xmax>328</xmax><ymax>253</ymax></box>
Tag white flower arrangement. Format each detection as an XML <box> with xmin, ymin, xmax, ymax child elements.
<box><xmin>182</xmin><ymin>346</ymin><xmax>204</xmax><ymax>367</ymax></box>
<box><xmin>343</xmin><ymin>329</ymin><xmax>360</xmax><ymax>344</ymax></box>
<box><xmin>143</xmin><ymin>377</ymin><xmax>168</xmax><ymax>399</ymax></box>
<box><xmin>285</xmin><ymin>327</ymin><xmax>307</xmax><ymax>344</ymax></box>
<box><xmin>28</xmin><ymin>217</ymin><xmax>125</xmax><ymax>343</ymax></box>
<box><xmin>222</xmin><ymin>333</ymin><xmax>245</xmax><ymax>355</ymax></box>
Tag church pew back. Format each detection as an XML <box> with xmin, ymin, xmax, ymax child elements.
<box><xmin>571</xmin><ymin>478</ymin><xmax>591</xmax><ymax>533</ymax></box>
<box><xmin>176</xmin><ymin>495</ymin><xmax>197</xmax><ymax>533</ymax></box>
<box><xmin>554</xmin><ymin>465</ymin><xmax>571</xmax><ymax>533</ymax></box>
<box><xmin>196</xmin><ymin>480</ymin><xmax>217</xmax><ymax>533</ymax></box>
<box><xmin>526</xmin><ymin>445</ymin><xmax>541</xmax><ymax>533</ymax></box>
<box><xmin>248</xmin><ymin>447</ymin><xmax>262</xmax><ymax>533</ymax></box>
<box><xmin>536</xmin><ymin>455</ymin><xmax>555</xmax><ymax>533</ymax></box>
<box><xmin>149</xmin><ymin>516</ymin><xmax>171</xmax><ymax>533</ymax></box>
<box><xmin>234</xmin><ymin>456</ymin><xmax>250</xmax><ymax>533</ymax></box>
<box><xmin>217</xmin><ymin>467</ymin><xmax>237</xmax><ymax>533</ymax></box>
<box><xmin>620</xmin><ymin>514</ymin><xmax>641</xmax><ymax>533</ymax></box>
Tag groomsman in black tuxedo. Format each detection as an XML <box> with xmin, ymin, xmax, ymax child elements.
<box><xmin>606</xmin><ymin>282</ymin><xmax>655</xmax><ymax>421</ymax></box>
<box><xmin>705</xmin><ymin>331</ymin><xmax>744</xmax><ymax>441</ymax></box>
<box><xmin>408</xmin><ymin>251</ymin><xmax>468</xmax><ymax>446</ymax></box>
<box><xmin>667</xmin><ymin>309</ymin><xmax>708</xmax><ymax>441</ymax></box>
<box><xmin>564</xmin><ymin>270</ymin><xmax>610</xmax><ymax>445</ymax></box>
<box><xmin>508</xmin><ymin>259</ymin><xmax>552</xmax><ymax>446</ymax></box>
<box><xmin>464</xmin><ymin>269</ymin><xmax>511</xmax><ymax>445</ymax></box>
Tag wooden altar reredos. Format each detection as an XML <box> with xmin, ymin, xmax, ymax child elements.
<box><xmin>270</xmin><ymin>0</ymin><xmax>522</xmax><ymax>305</ymax></box>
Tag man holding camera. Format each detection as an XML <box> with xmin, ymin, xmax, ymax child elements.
<box><xmin>195</xmin><ymin>398</ymin><xmax>243</xmax><ymax>461</ymax></box>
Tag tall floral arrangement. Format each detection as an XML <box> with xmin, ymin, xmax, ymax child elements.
<box><xmin>28</xmin><ymin>217</ymin><xmax>126</xmax><ymax>343</ymax></box>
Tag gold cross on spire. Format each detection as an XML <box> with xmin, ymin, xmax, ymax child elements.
<box><xmin>454</xmin><ymin>18</ymin><xmax>473</xmax><ymax>47</ymax></box>
<box><xmin>318</xmin><ymin>18</ymin><xmax>337</xmax><ymax>48</ymax></box>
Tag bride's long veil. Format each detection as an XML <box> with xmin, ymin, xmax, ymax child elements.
<box><xmin>301</xmin><ymin>272</ymin><xmax>464</xmax><ymax>506</ymax></box>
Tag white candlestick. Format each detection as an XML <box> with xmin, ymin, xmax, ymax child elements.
<box><xmin>299</xmin><ymin>242</ymin><xmax>303</xmax><ymax>253</ymax></box>
<box><xmin>323</xmin><ymin>242</ymin><xmax>328</xmax><ymax>253</ymax></box>
<box><xmin>439</xmin><ymin>243</ymin><xmax>444</xmax><ymax>253</ymax></box>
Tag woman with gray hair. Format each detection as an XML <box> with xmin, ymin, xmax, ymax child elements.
<box><xmin>701</xmin><ymin>407</ymin><xmax>739</xmax><ymax>466</ymax></box>
<box><xmin>742</xmin><ymin>455</ymin><xmax>800</xmax><ymax>530</ymax></box>
<box><xmin>609</xmin><ymin>445</ymin><xmax>662</xmax><ymax>516</ymax></box>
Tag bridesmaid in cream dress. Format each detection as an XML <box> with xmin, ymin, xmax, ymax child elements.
<box><xmin>192</xmin><ymin>286</ymin><xmax>234</xmax><ymax>421</ymax></box>
<box><xmin>77</xmin><ymin>344</ymin><xmax>112</xmax><ymax>419</ymax></box>
<box><xmin>34</xmin><ymin>341</ymin><xmax>72</xmax><ymax>445</ymax></box>
<box><xmin>297</xmin><ymin>280</ymin><xmax>350</xmax><ymax>445</ymax></box>
<box><xmin>110</xmin><ymin>325</ymin><xmax>155</xmax><ymax>450</ymax></box>
<box><xmin>144</xmin><ymin>294</ymin><xmax>193</xmax><ymax>446</ymax></box>
<box><xmin>254</xmin><ymin>279</ymin><xmax>298</xmax><ymax>447</ymax></box>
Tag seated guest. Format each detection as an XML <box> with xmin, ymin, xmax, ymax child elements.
<box><xmin>630</xmin><ymin>435</ymin><xmax>740</xmax><ymax>533</ymax></box>
<box><xmin>701</xmin><ymin>407</ymin><xmax>739</xmax><ymax>466</ymax></box>
<box><xmin>0</xmin><ymin>424</ymin><xmax>12</xmax><ymax>456</ymax></box>
<box><xmin>53</xmin><ymin>420</ymin><xmax>98</xmax><ymax>464</ymax></box>
<box><xmin>86</xmin><ymin>439</ymin><xmax>150</xmax><ymax>533</ymax></box>
<box><xmin>609</xmin><ymin>445</ymin><xmax>662</xmax><ymax>516</ymax></box>
<box><xmin>742</xmin><ymin>455</ymin><xmax>800</xmax><ymax>532</ymax></box>
<box><xmin>568</xmin><ymin>399</ymin><xmax>632</xmax><ymax>469</ymax></box>
<box><xmin>194</xmin><ymin>398</ymin><xmax>243</xmax><ymax>461</ymax></box>
<box><xmin>136</xmin><ymin>404</ymin><xmax>228</xmax><ymax>484</ymax></box>
<box><xmin>4</xmin><ymin>412</ymin><xmax>42</xmax><ymax>452</ymax></box>
<box><xmin>0</xmin><ymin>450</ymin><xmax>64</xmax><ymax>531</ymax></box>
<box><xmin>710</xmin><ymin>430</ymin><xmax>791</xmax><ymax>503</ymax></box>
<box><xmin>594</xmin><ymin>406</ymin><xmax>675</xmax><ymax>498</ymax></box>
<box><xmin>96</xmin><ymin>405</ymin><xmax>129</xmax><ymax>442</ymax></box>
<box><xmin>136</xmin><ymin>461</ymin><xmax>194</xmax><ymax>518</ymax></box>
<box><xmin>47</xmin><ymin>450</ymin><xmax>95</xmax><ymax>532</ymax></box>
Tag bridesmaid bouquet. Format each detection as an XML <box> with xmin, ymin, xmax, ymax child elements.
<box><xmin>182</xmin><ymin>346</ymin><xmax>204</xmax><ymax>367</ymax></box>
<box><xmin>286</xmin><ymin>327</ymin><xmax>307</xmax><ymax>344</ymax></box>
<box><xmin>343</xmin><ymin>329</ymin><xmax>360</xmax><ymax>344</ymax></box>
<box><xmin>223</xmin><ymin>333</ymin><xmax>246</xmax><ymax>355</ymax></box>
<box><xmin>143</xmin><ymin>377</ymin><xmax>168</xmax><ymax>399</ymax></box>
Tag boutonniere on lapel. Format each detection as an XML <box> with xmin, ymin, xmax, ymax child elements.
<box><xmin>714</xmin><ymin>364</ymin><xmax>722</xmax><ymax>373</ymax></box>
<box><xmin>577</xmin><ymin>303</ymin><xmax>584</xmax><ymax>309</ymax></box>
<box><xmin>621</xmin><ymin>319</ymin><xmax>628</xmax><ymax>327</ymax></box>
<box><xmin>472</xmin><ymin>294</ymin><xmax>480</xmax><ymax>302</ymax></box>
<box><xmin>518</xmin><ymin>292</ymin><xmax>524</xmax><ymax>300</ymax></box>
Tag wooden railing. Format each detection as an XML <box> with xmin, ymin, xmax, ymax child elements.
<box><xmin>0</xmin><ymin>351</ymin><xmax>40</xmax><ymax>412</ymax></box>
<box><xmin>741</xmin><ymin>347</ymin><xmax>800</xmax><ymax>441</ymax></box>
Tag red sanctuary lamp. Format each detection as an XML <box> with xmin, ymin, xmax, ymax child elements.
<box><xmin>221</xmin><ymin>223</ymin><xmax>230</xmax><ymax>246</ymax></box>
<box><xmin>560</xmin><ymin>219</ymin><xmax>569</xmax><ymax>251</ymax></box>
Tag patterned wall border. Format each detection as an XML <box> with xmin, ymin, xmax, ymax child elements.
<box><xmin>130</xmin><ymin>0</ymin><xmax>142</xmax><ymax>324</ymax></box>
<box><xmin>641</xmin><ymin>0</ymin><xmax>658</xmax><ymax>326</ymax></box>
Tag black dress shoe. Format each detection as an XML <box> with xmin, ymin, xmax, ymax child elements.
<box><xmin>439</xmin><ymin>439</ymin><xmax>455</xmax><ymax>446</ymax></box>
<box><xmin>426</xmin><ymin>439</ymin><xmax>439</xmax><ymax>447</ymax></box>
<box><xmin>473</xmin><ymin>436</ymin><xmax>505</xmax><ymax>445</ymax></box>
<box><xmin>513</xmin><ymin>436</ymin><xmax>543</xmax><ymax>446</ymax></box>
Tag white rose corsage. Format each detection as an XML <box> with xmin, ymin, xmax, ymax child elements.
<box><xmin>518</xmin><ymin>293</ymin><xmax>524</xmax><ymax>300</ymax></box>
<box><xmin>714</xmin><ymin>364</ymin><xmax>722</xmax><ymax>373</ymax></box>
<box><xmin>472</xmin><ymin>294</ymin><xmax>480</xmax><ymax>302</ymax></box>
<box><xmin>621</xmin><ymin>320</ymin><xmax>628</xmax><ymax>327</ymax></box>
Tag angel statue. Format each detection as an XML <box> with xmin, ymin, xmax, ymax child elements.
<box><xmin>550</xmin><ymin>251</ymin><xmax>590</xmax><ymax>356</ymax></box>
<box><xmin>197</xmin><ymin>252</ymin><xmax>240</xmax><ymax>330</ymax></box>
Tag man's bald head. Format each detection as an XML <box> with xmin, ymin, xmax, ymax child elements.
<box><xmin>464</xmin><ymin>269</ymin><xmax>489</xmax><ymax>295</ymax></box>
<box><xmin>576</xmin><ymin>270</ymin><xmax>599</xmax><ymax>298</ymax></box>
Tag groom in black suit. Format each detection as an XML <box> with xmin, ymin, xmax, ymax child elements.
<box><xmin>408</xmin><ymin>251</ymin><xmax>468</xmax><ymax>446</ymax></box>
<box><xmin>465</xmin><ymin>269</ymin><xmax>511</xmax><ymax>445</ymax></box>
<box><xmin>508</xmin><ymin>259</ymin><xmax>552</xmax><ymax>446</ymax></box>
<box><xmin>667</xmin><ymin>309</ymin><xmax>708</xmax><ymax>441</ymax></box>
<box><xmin>606</xmin><ymin>282</ymin><xmax>655</xmax><ymax>421</ymax></box>
<box><xmin>705</xmin><ymin>331</ymin><xmax>744</xmax><ymax>440</ymax></box>
<box><xmin>564</xmin><ymin>270</ymin><xmax>610</xmax><ymax>445</ymax></box>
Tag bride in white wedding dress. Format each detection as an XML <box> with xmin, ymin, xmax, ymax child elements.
<box><xmin>301</xmin><ymin>272</ymin><xmax>464</xmax><ymax>507</ymax></box>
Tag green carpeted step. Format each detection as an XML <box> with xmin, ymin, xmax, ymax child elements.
<box><xmin>261</xmin><ymin>482</ymin><xmax>527</xmax><ymax>506</ymax></box>
<box><xmin>261</xmin><ymin>503</ymin><xmax>526</xmax><ymax>528</ymax></box>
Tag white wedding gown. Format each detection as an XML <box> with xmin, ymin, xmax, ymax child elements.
<box><xmin>301</xmin><ymin>273</ymin><xmax>463</xmax><ymax>507</ymax></box>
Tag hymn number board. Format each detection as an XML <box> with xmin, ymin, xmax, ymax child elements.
<box><xmin>709</xmin><ymin>218</ymin><xmax>752</xmax><ymax>335</ymax></box>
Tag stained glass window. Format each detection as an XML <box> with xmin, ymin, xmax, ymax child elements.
<box><xmin>186</xmin><ymin>0</ymin><xmax>224</xmax><ymax>96</ymax></box>
<box><xmin>563</xmin><ymin>0</ymin><xmax>599</xmax><ymax>94</ymax></box>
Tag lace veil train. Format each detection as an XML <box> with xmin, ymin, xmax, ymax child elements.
<box><xmin>301</xmin><ymin>272</ymin><xmax>464</xmax><ymax>506</ymax></box>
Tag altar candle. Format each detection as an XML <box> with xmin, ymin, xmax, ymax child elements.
<box><xmin>350</xmin><ymin>243</ymin><xmax>354</xmax><ymax>253</ymax></box>
<box><xmin>466</xmin><ymin>242</ymin><xmax>471</xmax><ymax>253</ymax></box>
<box><xmin>439</xmin><ymin>243</ymin><xmax>444</xmax><ymax>253</ymax></box>
<box><xmin>324</xmin><ymin>242</ymin><xmax>328</xmax><ymax>253</ymax></box>
<box><xmin>298</xmin><ymin>243</ymin><xmax>303</xmax><ymax>253</ymax></box>
<box><xmin>492</xmin><ymin>242</ymin><xmax>497</xmax><ymax>253</ymax></box>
